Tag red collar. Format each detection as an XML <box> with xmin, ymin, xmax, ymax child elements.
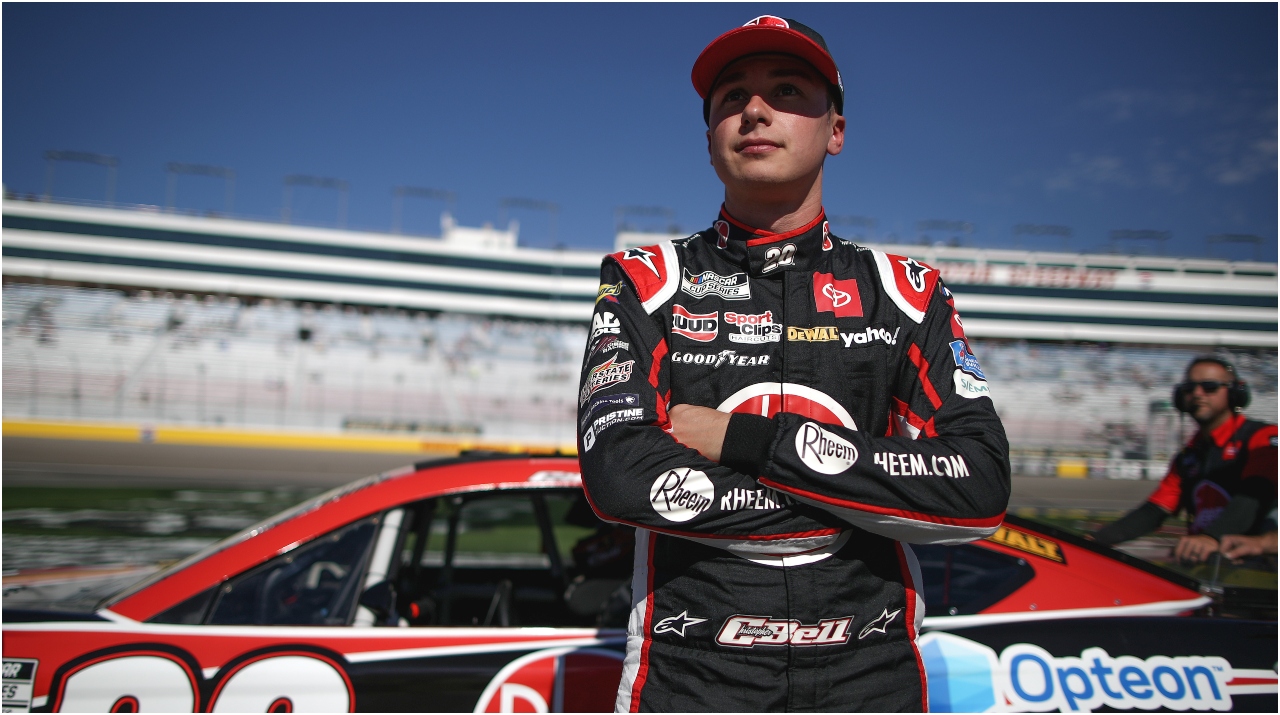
<box><xmin>1203</xmin><ymin>413</ymin><xmax>1246</xmax><ymax>447</ymax></box>
<box><xmin>719</xmin><ymin>206</ymin><xmax>826</xmax><ymax>247</ymax></box>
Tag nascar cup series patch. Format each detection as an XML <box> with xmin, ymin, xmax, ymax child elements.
<box><xmin>681</xmin><ymin>268</ymin><xmax>751</xmax><ymax>300</ymax></box>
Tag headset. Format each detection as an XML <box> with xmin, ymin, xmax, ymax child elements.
<box><xmin>1172</xmin><ymin>355</ymin><xmax>1251</xmax><ymax>413</ymax></box>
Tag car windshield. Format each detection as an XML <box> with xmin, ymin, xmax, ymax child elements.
<box><xmin>100</xmin><ymin>467</ymin><xmax>410</xmax><ymax>610</ymax></box>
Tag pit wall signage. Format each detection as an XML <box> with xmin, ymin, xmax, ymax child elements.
<box><xmin>920</xmin><ymin>632</ymin><xmax>1276</xmax><ymax>713</ymax></box>
<box><xmin>935</xmin><ymin>262</ymin><xmax>1118</xmax><ymax>290</ymax></box>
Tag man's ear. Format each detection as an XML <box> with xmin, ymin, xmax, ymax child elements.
<box><xmin>827</xmin><ymin>112</ymin><xmax>846</xmax><ymax>157</ymax></box>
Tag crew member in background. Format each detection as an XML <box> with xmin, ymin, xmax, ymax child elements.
<box><xmin>1094</xmin><ymin>357</ymin><xmax>1277</xmax><ymax>563</ymax></box>
<box><xmin>576</xmin><ymin>15</ymin><xmax>1010</xmax><ymax>712</ymax></box>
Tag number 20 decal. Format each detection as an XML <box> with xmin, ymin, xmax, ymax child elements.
<box><xmin>762</xmin><ymin>244</ymin><xmax>796</xmax><ymax>273</ymax></box>
<box><xmin>50</xmin><ymin>646</ymin><xmax>354</xmax><ymax>712</ymax></box>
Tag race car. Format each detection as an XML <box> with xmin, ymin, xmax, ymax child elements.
<box><xmin>3</xmin><ymin>454</ymin><xmax>1276</xmax><ymax>712</ymax></box>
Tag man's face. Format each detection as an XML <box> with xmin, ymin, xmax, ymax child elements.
<box><xmin>705</xmin><ymin>54</ymin><xmax>845</xmax><ymax>194</ymax></box>
<box><xmin>1184</xmin><ymin>361</ymin><xmax>1234</xmax><ymax>426</ymax></box>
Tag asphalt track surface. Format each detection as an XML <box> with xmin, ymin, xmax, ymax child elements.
<box><xmin>3</xmin><ymin>437</ymin><xmax>1159</xmax><ymax>511</ymax></box>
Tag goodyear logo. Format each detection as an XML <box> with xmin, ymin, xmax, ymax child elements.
<box><xmin>787</xmin><ymin>326</ymin><xmax>840</xmax><ymax>342</ymax></box>
<box><xmin>596</xmin><ymin>282</ymin><xmax>624</xmax><ymax>303</ymax></box>
<box><xmin>986</xmin><ymin>525</ymin><xmax>1065</xmax><ymax>563</ymax></box>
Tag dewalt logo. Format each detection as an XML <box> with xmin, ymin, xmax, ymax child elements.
<box><xmin>787</xmin><ymin>326</ymin><xmax>840</xmax><ymax>342</ymax></box>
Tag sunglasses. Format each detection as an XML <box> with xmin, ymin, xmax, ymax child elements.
<box><xmin>1176</xmin><ymin>380</ymin><xmax>1229</xmax><ymax>394</ymax></box>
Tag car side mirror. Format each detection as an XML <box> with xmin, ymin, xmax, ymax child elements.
<box><xmin>359</xmin><ymin>580</ymin><xmax>397</xmax><ymax>623</ymax></box>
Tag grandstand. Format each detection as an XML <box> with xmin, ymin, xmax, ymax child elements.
<box><xmin>3</xmin><ymin>197</ymin><xmax>1276</xmax><ymax>473</ymax></box>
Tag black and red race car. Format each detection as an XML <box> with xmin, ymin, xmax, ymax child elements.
<box><xmin>3</xmin><ymin>454</ymin><xmax>1275</xmax><ymax>712</ymax></box>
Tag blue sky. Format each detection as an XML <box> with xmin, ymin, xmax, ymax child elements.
<box><xmin>4</xmin><ymin>3</ymin><xmax>1276</xmax><ymax>260</ymax></box>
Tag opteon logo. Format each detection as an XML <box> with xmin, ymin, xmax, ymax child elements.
<box><xmin>671</xmin><ymin>305</ymin><xmax>719</xmax><ymax>342</ymax></box>
<box><xmin>795</xmin><ymin>422</ymin><xmax>859</xmax><ymax>474</ymax></box>
<box><xmin>650</xmin><ymin>467</ymin><xmax>714</xmax><ymax>522</ymax></box>
<box><xmin>717</xmin><ymin>382</ymin><xmax>857</xmax><ymax>430</ymax></box>
<box><xmin>917</xmin><ymin>632</ymin><xmax>1254</xmax><ymax>714</ymax></box>
<box><xmin>474</xmin><ymin>647</ymin><xmax>624</xmax><ymax>713</ymax></box>
<box><xmin>717</xmin><ymin>615</ymin><xmax>854</xmax><ymax>648</ymax></box>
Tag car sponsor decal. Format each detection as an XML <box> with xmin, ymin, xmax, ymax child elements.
<box><xmin>580</xmin><ymin>392</ymin><xmax>640</xmax><ymax>426</ymax></box>
<box><xmin>841</xmin><ymin>326</ymin><xmax>899</xmax><ymax>348</ymax></box>
<box><xmin>670</xmin><ymin>350</ymin><xmax>770</xmax><ymax>368</ymax></box>
<box><xmin>681</xmin><ymin>268</ymin><xmax>751</xmax><ymax>300</ymax></box>
<box><xmin>579</xmin><ymin>355</ymin><xmax>634</xmax><ymax>406</ymax></box>
<box><xmin>590</xmin><ymin>311</ymin><xmax>621</xmax><ymax>340</ymax></box>
<box><xmin>474</xmin><ymin>647</ymin><xmax>624</xmax><ymax>714</ymax></box>
<box><xmin>948</xmin><ymin>340</ymin><xmax>986</xmax><ymax>379</ymax></box>
<box><xmin>649</xmin><ymin>467</ymin><xmax>714</xmax><ymax>522</ymax></box>
<box><xmin>671</xmin><ymin>305</ymin><xmax>719</xmax><ymax>342</ymax></box>
<box><xmin>653</xmin><ymin>611</ymin><xmax>707</xmax><ymax>637</ymax></box>
<box><xmin>953</xmin><ymin>369</ymin><xmax>991</xmax><ymax>399</ymax></box>
<box><xmin>787</xmin><ymin>326</ymin><xmax>840</xmax><ymax>342</ymax></box>
<box><xmin>873</xmin><ymin>452</ymin><xmax>969</xmax><ymax>478</ymax></box>
<box><xmin>985</xmin><ymin>525</ymin><xmax>1065</xmax><ymax>563</ymax></box>
<box><xmin>813</xmin><ymin>272</ymin><xmax>863</xmax><ymax>318</ymax></box>
<box><xmin>725</xmin><ymin>310</ymin><xmax>781</xmax><ymax>344</ymax></box>
<box><xmin>720</xmin><ymin>487</ymin><xmax>792</xmax><ymax>511</ymax></box>
<box><xmin>582</xmin><ymin>408</ymin><xmax>644</xmax><ymax>452</ymax></box>
<box><xmin>588</xmin><ymin>335</ymin><xmax>630</xmax><ymax>358</ymax></box>
<box><xmin>761</xmin><ymin>243</ymin><xmax>796</xmax><ymax>273</ymax></box>
<box><xmin>920</xmin><ymin>632</ymin><xmax>1254</xmax><ymax>714</ymax></box>
<box><xmin>2</xmin><ymin>659</ymin><xmax>37</xmax><ymax>714</ymax></box>
<box><xmin>857</xmin><ymin>607</ymin><xmax>902</xmax><ymax>640</ymax></box>
<box><xmin>596</xmin><ymin>281</ymin><xmax>624</xmax><ymax>304</ymax></box>
<box><xmin>795</xmin><ymin>422</ymin><xmax>858</xmax><ymax>475</ymax></box>
<box><xmin>716</xmin><ymin>615</ymin><xmax>854</xmax><ymax>648</ymax></box>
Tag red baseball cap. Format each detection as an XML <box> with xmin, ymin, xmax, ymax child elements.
<box><xmin>692</xmin><ymin>15</ymin><xmax>844</xmax><ymax>124</ymax></box>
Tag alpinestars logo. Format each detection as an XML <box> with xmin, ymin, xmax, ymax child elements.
<box><xmin>671</xmin><ymin>305</ymin><xmax>718</xmax><ymax>342</ymax></box>
<box><xmin>899</xmin><ymin>257</ymin><xmax>932</xmax><ymax>292</ymax></box>
<box><xmin>654</xmin><ymin>611</ymin><xmax>707</xmax><ymax>637</ymax></box>
<box><xmin>717</xmin><ymin>615</ymin><xmax>854</xmax><ymax>648</ymax></box>
<box><xmin>858</xmin><ymin>607</ymin><xmax>902</xmax><ymax>639</ymax></box>
<box><xmin>579</xmin><ymin>355</ymin><xmax>634</xmax><ymax>406</ymax></box>
<box><xmin>681</xmin><ymin>268</ymin><xmax>751</xmax><ymax>300</ymax></box>
<box><xmin>623</xmin><ymin>247</ymin><xmax>660</xmax><ymax>277</ymax></box>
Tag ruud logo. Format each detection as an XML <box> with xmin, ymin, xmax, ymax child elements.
<box><xmin>671</xmin><ymin>305</ymin><xmax>719</xmax><ymax>342</ymax></box>
<box><xmin>796</xmin><ymin>422</ymin><xmax>859</xmax><ymax>474</ymax></box>
<box><xmin>649</xmin><ymin>467</ymin><xmax>715</xmax><ymax>522</ymax></box>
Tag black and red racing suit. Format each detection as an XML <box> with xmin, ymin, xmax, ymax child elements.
<box><xmin>577</xmin><ymin>209</ymin><xmax>1011</xmax><ymax>712</ymax></box>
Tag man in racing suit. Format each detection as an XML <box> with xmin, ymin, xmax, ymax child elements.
<box><xmin>577</xmin><ymin>16</ymin><xmax>1010</xmax><ymax>712</ymax></box>
<box><xmin>1095</xmin><ymin>357</ymin><xmax>1277</xmax><ymax>562</ymax></box>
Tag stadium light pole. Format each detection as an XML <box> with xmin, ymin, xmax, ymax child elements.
<box><xmin>613</xmin><ymin>205</ymin><xmax>676</xmax><ymax>234</ymax></box>
<box><xmin>500</xmin><ymin>197</ymin><xmax>559</xmax><ymax>248</ymax></box>
<box><xmin>165</xmin><ymin>163</ymin><xmax>235</xmax><ymax>215</ymax></box>
<box><xmin>1108</xmin><ymin>229</ymin><xmax>1170</xmax><ymax>256</ymax></box>
<box><xmin>1013</xmin><ymin>224</ymin><xmax>1073</xmax><ymax>252</ymax></box>
<box><xmin>44</xmin><ymin>150</ymin><xmax>119</xmax><ymax>206</ymax></box>
<box><xmin>282</xmin><ymin>175</ymin><xmax>349</xmax><ymax>227</ymax></box>
<box><xmin>1206</xmin><ymin>234</ymin><xmax>1263</xmax><ymax>262</ymax></box>
<box><xmin>916</xmin><ymin>219</ymin><xmax>974</xmax><ymax>247</ymax></box>
<box><xmin>392</xmin><ymin>186</ymin><xmax>456</xmax><ymax>234</ymax></box>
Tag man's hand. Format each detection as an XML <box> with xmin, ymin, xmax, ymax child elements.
<box><xmin>1221</xmin><ymin>532</ymin><xmax>1278</xmax><ymax>560</ymax></box>
<box><xmin>669</xmin><ymin>404</ymin><xmax>731</xmax><ymax>462</ymax></box>
<box><xmin>1173</xmin><ymin>533</ymin><xmax>1220</xmax><ymax>563</ymax></box>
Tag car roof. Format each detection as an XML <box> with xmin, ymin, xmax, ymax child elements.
<box><xmin>105</xmin><ymin>454</ymin><xmax>582</xmax><ymax>621</ymax></box>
